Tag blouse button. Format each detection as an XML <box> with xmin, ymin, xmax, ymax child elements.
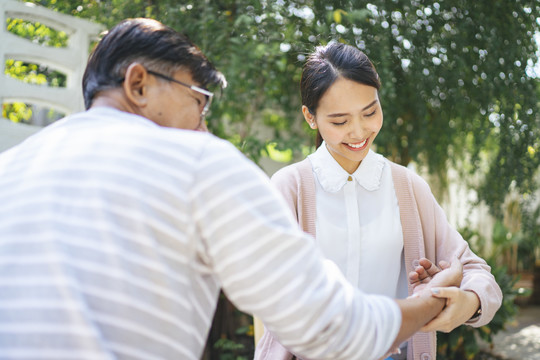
<box><xmin>420</xmin><ymin>354</ymin><xmax>431</xmax><ymax>360</ymax></box>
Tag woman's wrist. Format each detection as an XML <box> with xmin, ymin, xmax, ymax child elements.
<box><xmin>469</xmin><ymin>306</ymin><xmax>482</xmax><ymax>320</ymax></box>
<box><xmin>464</xmin><ymin>290</ymin><xmax>482</xmax><ymax>321</ymax></box>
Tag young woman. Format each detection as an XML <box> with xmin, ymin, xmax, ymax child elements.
<box><xmin>254</xmin><ymin>42</ymin><xmax>502</xmax><ymax>360</ymax></box>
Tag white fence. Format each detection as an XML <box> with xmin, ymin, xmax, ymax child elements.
<box><xmin>0</xmin><ymin>0</ymin><xmax>103</xmax><ymax>152</ymax></box>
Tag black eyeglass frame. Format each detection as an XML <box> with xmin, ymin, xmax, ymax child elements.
<box><xmin>146</xmin><ymin>70</ymin><xmax>214</xmax><ymax>120</ymax></box>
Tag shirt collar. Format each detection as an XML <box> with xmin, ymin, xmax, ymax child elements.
<box><xmin>308</xmin><ymin>142</ymin><xmax>386</xmax><ymax>192</ymax></box>
<box><xmin>84</xmin><ymin>107</ymin><xmax>159</xmax><ymax>128</ymax></box>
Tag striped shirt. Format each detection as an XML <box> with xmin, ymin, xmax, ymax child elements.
<box><xmin>0</xmin><ymin>107</ymin><xmax>401</xmax><ymax>360</ymax></box>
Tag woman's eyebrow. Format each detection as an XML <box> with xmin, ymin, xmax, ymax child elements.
<box><xmin>326</xmin><ymin>99</ymin><xmax>379</xmax><ymax>118</ymax></box>
<box><xmin>361</xmin><ymin>99</ymin><xmax>378</xmax><ymax>111</ymax></box>
<box><xmin>327</xmin><ymin>112</ymin><xmax>349</xmax><ymax>118</ymax></box>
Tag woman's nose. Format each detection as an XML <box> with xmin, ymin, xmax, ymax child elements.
<box><xmin>349</xmin><ymin>118</ymin><xmax>365</xmax><ymax>138</ymax></box>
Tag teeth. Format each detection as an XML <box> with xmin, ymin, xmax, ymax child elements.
<box><xmin>348</xmin><ymin>139</ymin><xmax>367</xmax><ymax>148</ymax></box>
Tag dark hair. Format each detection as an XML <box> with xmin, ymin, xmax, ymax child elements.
<box><xmin>82</xmin><ymin>18</ymin><xmax>226</xmax><ymax>109</ymax></box>
<box><xmin>300</xmin><ymin>42</ymin><xmax>380</xmax><ymax>146</ymax></box>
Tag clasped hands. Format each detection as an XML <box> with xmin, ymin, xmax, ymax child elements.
<box><xmin>408</xmin><ymin>257</ymin><xmax>481</xmax><ymax>333</ymax></box>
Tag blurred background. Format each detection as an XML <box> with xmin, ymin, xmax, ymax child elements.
<box><xmin>1</xmin><ymin>1</ymin><xmax>539</xmax><ymax>359</ymax></box>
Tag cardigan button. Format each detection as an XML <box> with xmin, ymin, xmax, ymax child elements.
<box><xmin>420</xmin><ymin>354</ymin><xmax>431</xmax><ymax>360</ymax></box>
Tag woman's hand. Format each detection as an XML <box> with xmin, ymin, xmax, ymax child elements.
<box><xmin>420</xmin><ymin>286</ymin><xmax>480</xmax><ymax>332</ymax></box>
<box><xmin>409</xmin><ymin>257</ymin><xmax>480</xmax><ymax>332</ymax></box>
<box><xmin>409</xmin><ymin>258</ymin><xmax>445</xmax><ymax>292</ymax></box>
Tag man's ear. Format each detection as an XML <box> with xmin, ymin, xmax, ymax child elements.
<box><xmin>123</xmin><ymin>63</ymin><xmax>149</xmax><ymax>107</ymax></box>
<box><xmin>302</xmin><ymin>105</ymin><xmax>317</xmax><ymax>129</ymax></box>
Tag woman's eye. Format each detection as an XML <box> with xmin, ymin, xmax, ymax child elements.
<box><xmin>332</xmin><ymin>121</ymin><xmax>347</xmax><ymax>126</ymax></box>
<box><xmin>365</xmin><ymin>109</ymin><xmax>377</xmax><ymax>117</ymax></box>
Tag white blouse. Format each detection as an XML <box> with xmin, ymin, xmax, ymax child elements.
<box><xmin>308</xmin><ymin>143</ymin><xmax>408</xmax><ymax>299</ymax></box>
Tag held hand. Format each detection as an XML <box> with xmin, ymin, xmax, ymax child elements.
<box><xmin>409</xmin><ymin>258</ymin><xmax>442</xmax><ymax>291</ymax></box>
<box><xmin>420</xmin><ymin>287</ymin><xmax>481</xmax><ymax>332</ymax></box>
<box><xmin>409</xmin><ymin>257</ymin><xmax>454</xmax><ymax>293</ymax></box>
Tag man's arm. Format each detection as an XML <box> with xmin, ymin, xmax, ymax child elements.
<box><xmin>191</xmin><ymin>138</ymin><xmax>461</xmax><ymax>360</ymax></box>
<box><xmin>393</xmin><ymin>296</ymin><xmax>445</xmax><ymax>347</ymax></box>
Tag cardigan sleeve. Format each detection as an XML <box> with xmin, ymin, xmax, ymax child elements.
<box><xmin>408</xmin><ymin>170</ymin><xmax>502</xmax><ymax>327</ymax></box>
<box><xmin>270</xmin><ymin>165</ymin><xmax>301</xmax><ymax>222</ymax></box>
<box><xmin>271</xmin><ymin>159</ymin><xmax>317</xmax><ymax>238</ymax></box>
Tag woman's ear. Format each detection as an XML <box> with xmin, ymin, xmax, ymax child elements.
<box><xmin>302</xmin><ymin>105</ymin><xmax>317</xmax><ymax>129</ymax></box>
<box><xmin>123</xmin><ymin>63</ymin><xmax>149</xmax><ymax>107</ymax></box>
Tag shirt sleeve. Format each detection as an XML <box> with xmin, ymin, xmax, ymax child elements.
<box><xmin>190</xmin><ymin>138</ymin><xmax>402</xmax><ymax>360</ymax></box>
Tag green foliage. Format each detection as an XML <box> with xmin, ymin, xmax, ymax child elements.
<box><xmin>4</xmin><ymin>17</ymin><xmax>67</xmax><ymax>123</ymax></box>
<box><xmin>5</xmin><ymin>17</ymin><xmax>68</xmax><ymax>86</ymax></box>
<box><xmin>14</xmin><ymin>0</ymin><xmax>539</xmax><ymax>219</ymax></box>
<box><xmin>4</xmin><ymin>59</ymin><xmax>65</xmax><ymax>87</ymax></box>
<box><xmin>203</xmin><ymin>292</ymin><xmax>255</xmax><ymax>359</ymax></box>
<box><xmin>515</xmin><ymin>204</ymin><xmax>540</xmax><ymax>271</ymax></box>
<box><xmin>2</xmin><ymin>102</ymin><xmax>32</xmax><ymax>123</ymax></box>
<box><xmin>263</xmin><ymin>143</ymin><xmax>293</xmax><ymax>163</ymax></box>
<box><xmin>6</xmin><ymin>17</ymin><xmax>69</xmax><ymax>46</ymax></box>
<box><xmin>487</xmin><ymin>199</ymin><xmax>539</xmax><ymax>273</ymax></box>
<box><xmin>213</xmin><ymin>324</ymin><xmax>253</xmax><ymax>359</ymax></box>
<box><xmin>3</xmin><ymin>61</ymin><xmax>63</xmax><ymax>121</ymax></box>
<box><xmin>213</xmin><ymin>338</ymin><xmax>247</xmax><ymax>360</ymax></box>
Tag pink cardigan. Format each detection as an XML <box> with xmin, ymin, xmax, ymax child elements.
<box><xmin>255</xmin><ymin>159</ymin><xmax>502</xmax><ymax>360</ymax></box>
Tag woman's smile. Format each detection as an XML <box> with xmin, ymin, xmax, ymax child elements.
<box><xmin>345</xmin><ymin>138</ymin><xmax>369</xmax><ymax>151</ymax></box>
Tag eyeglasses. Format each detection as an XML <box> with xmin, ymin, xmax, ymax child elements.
<box><xmin>146</xmin><ymin>70</ymin><xmax>214</xmax><ymax>120</ymax></box>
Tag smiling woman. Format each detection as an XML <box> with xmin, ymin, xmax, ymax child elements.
<box><xmin>254</xmin><ymin>42</ymin><xmax>502</xmax><ymax>360</ymax></box>
<box><xmin>301</xmin><ymin>78</ymin><xmax>383</xmax><ymax>174</ymax></box>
